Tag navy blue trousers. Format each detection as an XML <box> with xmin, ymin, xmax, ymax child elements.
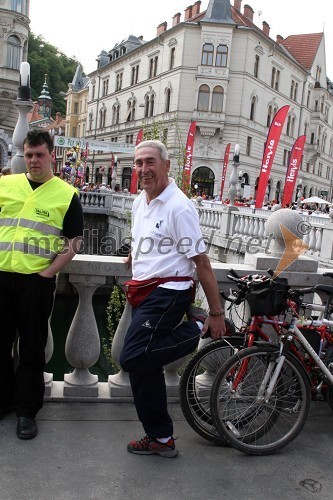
<box><xmin>120</xmin><ymin>287</ymin><xmax>200</xmax><ymax>438</ymax></box>
<box><xmin>0</xmin><ymin>272</ymin><xmax>56</xmax><ymax>417</ymax></box>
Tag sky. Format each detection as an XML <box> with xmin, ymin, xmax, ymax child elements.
<box><xmin>29</xmin><ymin>0</ymin><xmax>333</xmax><ymax>78</ymax></box>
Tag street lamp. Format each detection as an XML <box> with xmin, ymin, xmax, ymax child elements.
<box><xmin>297</xmin><ymin>177</ymin><xmax>303</xmax><ymax>207</ymax></box>
<box><xmin>228</xmin><ymin>144</ymin><xmax>240</xmax><ymax>206</ymax></box>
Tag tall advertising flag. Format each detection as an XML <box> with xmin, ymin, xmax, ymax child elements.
<box><xmin>130</xmin><ymin>129</ymin><xmax>144</xmax><ymax>194</ymax></box>
<box><xmin>281</xmin><ymin>135</ymin><xmax>306</xmax><ymax>207</ymax></box>
<box><xmin>220</xmin><ymin>143</ymin><xmax>231</xmax><ymax>201</ymax></box>
<box><xmin>255</xmin><ymin>105</ymin><xmax>290</xmax><ymax>208</ymax></box>
<box><xmin>182</xmin><ymin>121</ymin><xmax>197</xmax><ymax>193</ymax></box>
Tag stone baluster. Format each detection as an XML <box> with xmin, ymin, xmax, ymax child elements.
<box><xmin>43</xmin><ymin>321</ymin><xmax>54</xmax><ymax>396</ymax></box>
<box><xmin>315</xmin><ymin>227</ymin><xmax>322</xmax><ymax>256</ymax></box>
<box><xmin>63</xmin><ymin>274</ymin><xmax>105</xmax><ymax>396</ymax></box>
<box><xmin>243</xmin><ymin>216</ymin><xmax>250</xmax><ymax>238</ymax></box>
<box><xmin>234</xmin><ymin>214</ymin><xmax>240</xmax><ymax>235</ymax></box>
<box><xmin>109</xmin><ymin>301</ymin><xmax>133</xmax><ymax>397</ymax></box>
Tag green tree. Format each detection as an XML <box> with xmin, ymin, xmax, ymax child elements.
<box><xmin>27</xmin><ymin>32</ymin><xmax>81</xmax><ymax>117</ymax></box>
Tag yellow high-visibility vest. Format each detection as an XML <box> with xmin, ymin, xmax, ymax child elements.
<box><xmin>0</xmin><ymin>173</ymin><xmax>76</xmax><ymax>273</ymax></box>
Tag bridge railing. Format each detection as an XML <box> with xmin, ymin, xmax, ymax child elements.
<box><xmin>42</xmin><ymin>255</ymin><xmax>333</xmax><ymax>402</ymax></box>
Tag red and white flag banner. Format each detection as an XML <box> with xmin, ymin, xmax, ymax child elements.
<box><xmin>130</xmin><ymin>129</ymin><xmax>144</xmax><ymax>194</ymax></box>
<box><xmin>255</xmin><ymin>105</ymin><xmax>290</xmax><ymax>208</ymax></box>
<box><xmin>220</xmin><ymin>143</ymin><xmax>231</xmax><ymax>200</ymax></box>
<box><xmin>281</xmin><ymin>135</ymin><xmax>306</xmax><ymax>207</ymax></box>
<box><xmin>182</xmin><ymin>121</ymin><xmax>197</xmax><ymax>193</ymax></box>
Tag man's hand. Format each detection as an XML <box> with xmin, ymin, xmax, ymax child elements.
<box><xmin>201</xmin><ymin>315</ymin><xmax>226</xmax><ymax>340</ymax></box>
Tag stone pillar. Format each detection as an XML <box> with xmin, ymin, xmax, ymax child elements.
<box><xmin>108</xmin><ymin>301</ymin><xmax>133</xmax><ymax>397</ymax></box>
<box><xmin>11</xmin><ymin>100</ymin><xmax>33</xmax><ymax>173</ymax></box>
<box><xmin>63</xmin><ymin>275</ymin><xmax>105</xmax><ymax>396</ymax></box>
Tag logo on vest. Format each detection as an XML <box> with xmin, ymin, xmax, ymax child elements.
<box><xmin>35</xmin><ymin>208</ymin><xmax>49</xmax><ymax>218</ymax></box>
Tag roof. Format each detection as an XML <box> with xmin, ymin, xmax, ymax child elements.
<box><xmin>193</xmin><ymin>4</ymin><xmax>323</xmax><ymax>73</ymax></box>
<box><xmin>281</xmin><ymin>33</ymin><xmax>323</xmax><ymax>71</ymax></box>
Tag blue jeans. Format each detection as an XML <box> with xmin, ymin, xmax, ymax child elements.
<box><xmin>120</xmin><ymin>287</ymin><xmax>200</xmax><ymax>438</ymax></box>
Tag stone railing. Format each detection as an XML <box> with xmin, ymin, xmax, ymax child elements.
<box><xmin>78</xmin><ymin>191</ymin><xmax>134</xmax><ymax>214</ymax></box>
<box><xmin>44</xmin><ymin>254</ymin><xmax>333</xmax><ymax>403</ymax></box>
<box><xmin>78</xmin><ymin>192</ymin><xmax>333</xmax><ymax>266</ymax></box>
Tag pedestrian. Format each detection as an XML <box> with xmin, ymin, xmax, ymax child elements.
<box><xmin>119</xmin><ymin>140</ymin><xmax>226</xmax><ymax>458</ymax></box>
<box><xmin>1</xmin><ymin>166</ymin><xmax>12</xmax><ymax>176</ymax></box>
<box><xmin>0</xmin><ymin>129</ymin><xmax>83</xmax><ymax>439</ymax></box>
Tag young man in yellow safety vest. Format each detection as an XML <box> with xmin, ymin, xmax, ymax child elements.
<box><xmin>0</xmin><ymin>129</ymin><xmax>83</xmax><ymax>439</ymax></box>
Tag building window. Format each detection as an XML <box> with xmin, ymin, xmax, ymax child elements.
<box><xmin>215</xmin><ymin>45</ymin><xmax>228</xmax><ymax>67</ymax></box>
<box><xmin>102</xmin><ymin>79</ymin><xmax>109</xmax><ymax>96</ymax></box>
<box><xmin>211</xmin><ymin>86</ymin><xmax>223</xmax><ymax>113</ymax></box>
<box><xmin>320</xmin><ymin>96</ymin><xmax>325</xmax><ymax>113</ymax></box>
<box><xmin>99</xmin><ymin>107</ymin><xmax>106</xmax><ymax>128</ymax></box>
<box><xmin>271</xmin><ymin>67</ymin><xmax>280</xmax><ymax>90</ymax></box>
<box><xmin>125</xmin><ymin>134</ymin><xmax>134</xmax><ymax>144</ymax></box>
<box><xmin>310</xmin><ymin>132</ymin><xmax>315</xmax><ymax>145</ymax></box>
<box><xmin>92</xmin><ymin>85</ymin><xmax>95</xmax><ymax>100</ymax></box>
<box><xmin>290</xmin><ymin>80</ymin><xmax>298</xmax><ymax>101</ymax></box>
<box><xmin>307</xmin><ymin>90</ymin><xmax>311</xmax><ymax>108</ymax></box>
<box><xmin>6</xmin><ymin>35</ymin><xmax>20</xmax><ymax>69</ymax></box>
<box><xmin>112</xmin><ymin>104</ymin><xmax>120</xmax><ymax>125</ymax></box>
<box><xmin>74</xmin><ymin>102</ymin><xmax>78</xmax><ymax>114</ymax></box>
<box><xmin>131</xmin><ymin>65</ymin><xmax>139</xmax><ymax>85</ymax></box>
<box><xmin>283</xmin><ymin>149</ymin><xmax>290</xmax><ymax>166</ymax></box>
<box><xmin>316</xmin><ymin>65</ymin><xmax>321</xmax><ymax>82</ymax></box>
<box><xmin>149</xmin><ymin>94</ymin><xmax>155</xmax><ymax>116</ymax></box>
<box><xmin>88</xmin><ymin>111</ymin><xmax>93</xmax><ymax>130</ymax></box>
<box><xmin>254</xmin><ymin>55</ymin><xmax>260</xmax><ymax>78</ymax></box>
<box><xmin>286</xmin><ymin>116</ymin><xmax>291</xmax><ymax>136</ymax></box>
<box><xmin>201</xmin><ymin>43</ymin><xmax>214</xmax><ymax>66</ymax></box>
<box><xmin>11</xmin><ymin>0</ymin><xmax>28</xmax><ymax>15</ymax></box>
<box><xmin>250</xmin><ymin>96</ymin><xmax>256</xmax><ymax>121</ymax></box>
<box><xmin>246</xmin><ymin>136</ymin><xmax>252</xmax><ymax>156</ymax></box>
<box><xmin>197</xmin><ymin>84</ymin><xmax>210</xmax><ymax>112</ymax></box>
<box><xmin>318</xmin><ymin>162</ymin><xmax>323</xmax><ymax>176</ymax></box>
<box><xmin>116</xmin><ymin>73</ymin><xmax>123</xmax><ymax>91</ymax></box>
<box><xmin>170</xmin><ymin>47</ymin><xmax>175</xmax><ymax>70</ymax></box>
<box><xmin>149</xmin><ymin>56</ymin><xmax>158</xmax><ymax>78</ymax></box>
<box><xmin>165</xmin><ymin>87</ymin><xmax>171</xmax><ymax>112</ymax></box>
<box><xmin>126</xmin><ymin>99</ymin><xmax>136</xmax><ymax>122</ymax></box>
<box><xmin>267</xmin><ymin>105</ymin><xmax>273</xmax><ymax>127</ymax></box>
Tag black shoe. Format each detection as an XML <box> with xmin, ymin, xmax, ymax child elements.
<box><xmin>0</xmin><ymin>403</ymin><xmax>16</xmax><ymax>420</ymax></box>
<box><xmin>17</xmin><ymin>417</ymin><xmax>38</xmax><ymax>440</ymax></box>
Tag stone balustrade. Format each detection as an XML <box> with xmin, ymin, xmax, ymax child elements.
<box><xmin>78</xmin><ymin>192</ymin><xmax>333</xmax><ymax>266</ymax></box>
<box><xmin>43</xmin><ymin>254</ymin><xmax>333</xmax><ymax>403</ymax></box>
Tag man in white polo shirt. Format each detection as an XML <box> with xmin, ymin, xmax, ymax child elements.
<box><xmin>120</xmin><ymin>140</ymin><xmax>225</xmax><ymax>458</ymax></box>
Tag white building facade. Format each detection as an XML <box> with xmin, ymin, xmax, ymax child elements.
<box><xmin>82</xmin><ymin>0</ymin><xmax>333</xmax><ymax>202</ymax></box>
<box><xmin>0</xmin><ymin>0</ymin><xmax>30</xmax><ymax>169</ymax></box>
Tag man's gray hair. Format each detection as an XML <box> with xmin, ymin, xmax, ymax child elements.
<box><xmin>135</xmin><ymin>140</ymin><xmax>168</xmax><ymax>162</ymax></box>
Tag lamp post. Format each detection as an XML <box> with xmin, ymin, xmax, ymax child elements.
<box><xmin>297</xmin><ymin>177</ymin><xmax>303</xmax><ymax>208</ymax></box>
<box><xmin>228</xmin><ymin>144</ymin><xmax>240</xmax><ymax>206</ymax></box>
<box><xmin>11</xmin><ymin>62</ymin><xmax>34</xmax><ymax>173</ymax></box>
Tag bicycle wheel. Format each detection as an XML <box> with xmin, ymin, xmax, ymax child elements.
<box><xmin>211</xmin><ymin>345</ymin><xmax>311</xmax><ymax>455</ymax></box>
<box><xmin>179</xmin><ymin>336</ymin><xmax>244</xmax><ymax>444</ymax></box>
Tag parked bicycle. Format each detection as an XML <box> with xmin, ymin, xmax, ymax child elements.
<box><xmin>210</xmin><ymin>276</ymin><xmax>333</xmax><ymax>455</ymax></box>
<box><xmin>180</xmin><ymin>269</ymin><xmax>333</xmax><ymax>447</ymax></box>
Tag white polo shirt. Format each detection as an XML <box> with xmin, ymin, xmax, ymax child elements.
<box><xmin>131</xmin><ymin>179</ymin><xmax>206</xmax><ymax>289</ymax></box>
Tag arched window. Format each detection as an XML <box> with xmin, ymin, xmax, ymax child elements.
<box><xmin>88</xmin><ymin>111</ymin><xmax>93</xmax><ymax>130</ymax></box>
<box><xmin>286</xmin><ymin>115</ymin><xmax>291</xmax><ymax>136</ymax></box>
<box><xmin>149</xmin><ymin>94</ymin><xmax>155</xmax><ymax>117</ymax></box>
<box><xmin>6</xmin><ymin>35</ymin><xmax>20</xmax><ymax>69</ymax></box>
<box><xmin>126</xmin><ymin>99</ymin><xmax>136</xmax><ymax>122</ymax></box>
<box><xmin>215</xmin><ymin>45</ymin><xmax>228</xmax><ymax>67</ymax></box>
<box><xmin>112</xmin><ymin>104</ymin><xmax>120</xmax><ymax>125</ymax></box>
<box><xmin>197</xmin><ymin>84</ymin><xmax>210</xmax><ymax>112</ymax></box>
<box><xmin>144</xmin><ymin>95</ymin><xmax>149</xmax><ymax>118</ymax></box>
<box><xmin>254</xmin><ymin>55</ymin><xmax>260</xmax><ymax>78</ymax></box>
<box><xmin>267</xmin><ymin>105</ymin><xmax>273</xmax><ymax>127</ymax></box>
<box><xmin>250</xmin><ymin>96</ymin><xmax>256</xmax><ymax>121</ymax></box>
<box><xmin>201</xmin><ymin>43</ymin><xmax>214</xmax><ymax>66</ymax></box>
<box><xmin>99</xmin><ymin>107</ymin><xmax>106</xmax><ymax>128</ymax></box>
<box><xmin>211</xmin><ymin>86</ymin><xmax>223</xmax><ymax>113</ymax></box>
<box><xmin>191</xmin><ymin>166</ymin><xmax>215</xmax><ymax>198</ymax></box>
<box><xmin>165</xmin><ymin>88</ymin><xmax>171</xmax><ymax>112</ymax></box>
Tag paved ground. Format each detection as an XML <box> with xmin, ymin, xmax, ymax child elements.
<box><xmin>0</xmin><ymin>400</ymin><xmax>332</xmax><ymax>500</ymax></box>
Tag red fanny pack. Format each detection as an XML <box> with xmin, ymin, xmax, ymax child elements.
<box><xmin>124</xmin><ymin>277</ymin><xmax>195</xmax><ymax>308</ymax></box>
